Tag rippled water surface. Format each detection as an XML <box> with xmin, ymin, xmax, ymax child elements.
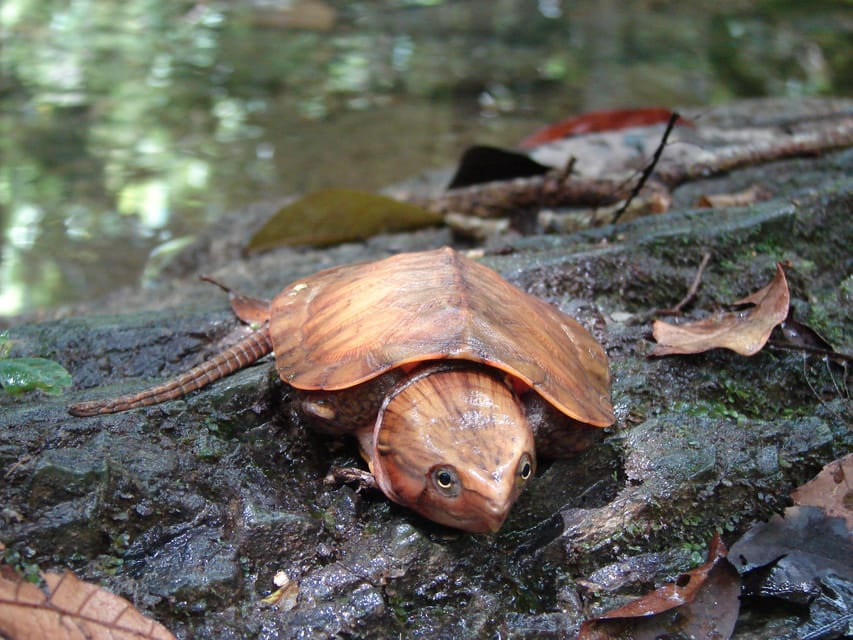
<box><xmin>1</xmin><ymin>0</ymin><xmax>850</xmax><ymax>317</ymax></box>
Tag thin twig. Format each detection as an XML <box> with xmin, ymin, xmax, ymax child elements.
<box><xmin>611</xmin><ymin>112</ymin><xmax>681</xmax><ymax>224</ymax></box>
<box><xmin>767</xmin><ymin>341</ymin><xmax>853</xmax><ymax>365</ymax></box>
<box><xmin>412</xmin><ymin>114</ymin><xmax>852</xmax><ymax>220</ymax></box>
<box><xmin>657</xmin><ymin>251</ymin><xmax>712</xmax><ymax>316</ymax></box>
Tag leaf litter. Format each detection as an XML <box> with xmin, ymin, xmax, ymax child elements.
<box><xmin>0</xmin><ymin>546</ymin><xmax>175</xmax><ymax>640</ymax></box>
<box><xmin>577</xmin><ymin>534</ymin><xmax>740</xmax><ymax>640</ymax></box>
<box><xmin>651</xmin><ymin>262</ymin><xmax>790</xmax><ymax>357</ymax></box>
<box><xmin>791</xmin><ymin>453</ymin><xmax>853</xmax><ymax>530</ymax></box>
<box><xmin>729</xmin><ymin>505</ymin><xmax>853</xmax><ymax>640</ymax></box>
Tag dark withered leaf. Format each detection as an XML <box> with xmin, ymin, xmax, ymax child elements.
<box><xmin>577</xmin><ymin>535</ymin><xmax>740</xmax><ymax>640</ymax></box>
<box><xmin>246</xmin><ymin>188</ymin><xmax>443</xmax><ymax>253</ymax></box>
<box><xmin>778</xmin><ymin>313</ymin><xmax>836</xmax><ymax>351</ymax></box>
<box><xmin>446</xmin><ymin>145</ymin><xmax>550</xmax><ymax>190</ymax></box>
<box><xmin>730</xmin><ymin>506</ymin><xmax>853</xmax><ymax>592</ymax></box>
<box><xmin>732</xmin><ymin>506</ymin><xmax>853</xmax><ymax>639</ymax></box>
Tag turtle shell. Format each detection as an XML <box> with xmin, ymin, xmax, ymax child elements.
<box><xmin>269</xmin><ymin>247</ymin><xmax>613</xmax><ymax>427</ymax></box>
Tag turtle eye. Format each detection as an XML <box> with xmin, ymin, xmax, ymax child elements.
<box><xmin>518</xmin><ymin>454</ymin><xmax>534</xmax><ymax>482</ymax></box>
<box><xmin>431</xmin><ymin>466</ymin><xmax>460</xmax><ymax>496</ymax></box>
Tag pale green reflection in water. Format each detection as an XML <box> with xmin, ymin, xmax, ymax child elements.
<box><xmin>1</xmin><ymin>0</ymin><xmax>850</xmax><ymax>317</ymax></box>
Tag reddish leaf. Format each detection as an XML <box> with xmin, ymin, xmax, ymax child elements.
<box><xmin>651</xmin><ymin>262</ymin><xmax>790</xmax><ymax>357</ymax></box>
<box><xmin>519</xmin><ymin>107</ymin><xmax>687</xmax><ymax>149</ymax></box>
<box><xmin>0</xmin><ymin>568</ymin><xmax>175</xmax><ymax>640</ymax></box>
<box><xmin>791</xmin><ymin>453</ymin><xmax>853</xmax><ymax>531</ymax></box>
<box><xmin>578</xmin><ymin>535</ymin><xmax>740</xmax><ymax>640</ymax></box>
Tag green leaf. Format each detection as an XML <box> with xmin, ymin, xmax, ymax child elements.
<box><xmin>0</xmin><ymin>357</ymin><xmax>73</xmax><ymax>395</ymax></box>
<box><xmin>246</xmin><ymin>188</ymin><xmax>443</xmax><ymax>253</ymax></box>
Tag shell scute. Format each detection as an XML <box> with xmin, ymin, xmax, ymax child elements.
<box><xmin>269</xmin><ymin>247</ymin><xmax>613</xmax><ymax>427</ymax></box>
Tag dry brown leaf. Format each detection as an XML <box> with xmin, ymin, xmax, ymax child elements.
<box><xmin>577</xmin><ymin>534</ymin><xmax>741</xmax><ymax>640</ymax></box>
<box><xmin>791</xmin><ymin>453</ymin><xmax>853</xmax><ymax>531</ymax></box>
<box><xmin>0</xmin><ymin>569</ymin><xmax>175</xmax><ymax>640</ymax></box>
<box><xmin>651</xmin><ymin>262</ymin><xmax>789</xmax><ymax>356</ymax></box>
<box><xmin>696</xmin><ymin>184</ymin><xmax>772</xmax><ymax>208</ymax></box>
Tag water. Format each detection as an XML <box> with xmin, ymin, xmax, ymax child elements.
<box><xmin>1</xmin><ymin>0</ymin><xmax>850</xmax><ymax>318</ymax></box>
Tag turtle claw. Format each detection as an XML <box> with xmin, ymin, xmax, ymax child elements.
<box><xmin>325</xmin><ymin>466</ymin><xmax>378</xmax><ymax>492</ymax></box>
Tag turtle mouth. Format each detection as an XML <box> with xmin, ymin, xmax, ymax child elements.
<box><xmin>430</xmin><ymin>498</ymin><xmax>511</xmax><ymax>534</ymax></box>
<box><xmin>459</xmin><ymin>510</ymin><xmax>508</xmax><ymax>534</ymax></box>
<box><xmin>478</xmin><ymin>500</ymin><xmax>511</xmax><ymax>533</ymax></box>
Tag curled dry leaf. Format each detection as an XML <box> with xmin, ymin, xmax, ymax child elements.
<box><xmin>651</xmin><ymin>262</ymin><xmax>790</xmax><ymax>357</ymax></box>
<box><xmin>0</xmin><ymin>568</ymin><xmax>175</xmax><ymax>640</ymax></box>
<box><xmin>791</xmin><ymin>453</ymin><xmax>853</xmax><ymax>531</ymax></box>
<box><xmin>577</xmin><ymin>534</ymin><xmax>740</xmax><ymax>640</ymax></box>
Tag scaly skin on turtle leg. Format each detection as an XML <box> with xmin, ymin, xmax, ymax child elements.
<box><xmin>324</xmin><ymin>466</ymin><xmax>378</xmax><ymax>491</ymax></box>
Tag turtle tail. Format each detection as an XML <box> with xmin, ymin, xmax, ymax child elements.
<box><xmin>68</xmin><ymin>329</ymin><xmax>273</xmax><ymax>417</ymax></box>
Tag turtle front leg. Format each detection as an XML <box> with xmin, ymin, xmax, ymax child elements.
<box><xmin>323</xmin><ymin>425</ymin><xmax>380</xmax><ymax>491</ymax></box>
<box><xmin>324</xmin><ymin>466</ymin><xmax>378</xmax><ymax>492</ymax></box>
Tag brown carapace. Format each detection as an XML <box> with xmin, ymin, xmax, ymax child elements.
<box><xmin>69</xmin><ymin>247</ymin><xmax>614</xmax><ymax>532</ymax></box>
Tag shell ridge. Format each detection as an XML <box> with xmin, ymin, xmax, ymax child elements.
<box><xmin>267</xmin><ymin>248</ymin><xmax>612</xmax><ymax>427</ymax></box>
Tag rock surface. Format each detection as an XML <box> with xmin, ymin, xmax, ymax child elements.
<box><xmin>1</xmin><ymin>98</ymin><xmax>852</xmax><ymax>638</ymax></box>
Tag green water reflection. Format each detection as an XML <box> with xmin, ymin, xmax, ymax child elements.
<box><xmin>1</xmin><ymin>0</ymin><xmax>850</xmax><ymax>317</ymax></box>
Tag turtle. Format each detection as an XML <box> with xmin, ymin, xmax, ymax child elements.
<box><xmin>69</xmin><ymin>247</ymin><xmax>613</xmax><ymax>532</ymax></box>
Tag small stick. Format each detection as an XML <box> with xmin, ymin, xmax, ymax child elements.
<box><xmin>657</xmin><ymin>251</ymin><xmax>712</xmax><ymax>316</ymax></box>
<box><xmin>611</xmin><ymin>112</ymin><xmax>681</xmax><ymax>224</ymax></box>
<box><xmin>767</xmin><ymin>341</ymin><xmax>853</xmax><ymax>365</ymax></box>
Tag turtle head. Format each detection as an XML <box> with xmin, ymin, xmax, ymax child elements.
<box><xmin>371</xmin><ymin>364</ymin><xmax>536</xmax><ymax>533</ymax></box>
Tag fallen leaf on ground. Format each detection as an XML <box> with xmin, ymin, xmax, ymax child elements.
<box><xmin>696</xmin><ymin>184</ymin><xmax>772</xmax><ymax>208</ymax></box>
<box><xmin>446</xmin><ymin>145</ymin><xmax>551</xmax><ymax>189</ymax></box>
<box><xmin>0</xmin><ymin>357</ymin><xmax>73</xmax><ymax>396</ymax></box>
<box><xmin>246</xmin><ymin>188</ymin><xmax>442</xmax><ymax>252</ymax></box>
<box><xmin>791</xmin><ymin>453</ymin><xmax>853</xmax><ymax>531</ymax></box>
<box><xmin>651</xmin><ymin>262</ymin><xmax>789</xmax><ymax>356</ymax></box>
<box><xmin>730</xmin><ymin>505</ymin><xmax>853</xmax><ymax>590</ymax></box>
<box><xmin>0</xmin><ymin>568</ymin><xmax>175</xmax><ymax>640</ymax></box>
<box><xmin>0</xmin><ymin>332</ymin><xmax>73</xmax><ymax>396</ymax></box>
<box><xmin>577</xmin><ymin>534</ymin><xmax>740</xmax><ymax>640</ymax></box>
<box><xmin>519</xmin><ymin>107</ymin><xmax>687</xmax><ymax>148</ymax></box>
<box><xmin>730</xmin><ymin>505</ymin><xmax>853</xmax><ymax>639</ymax></box>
